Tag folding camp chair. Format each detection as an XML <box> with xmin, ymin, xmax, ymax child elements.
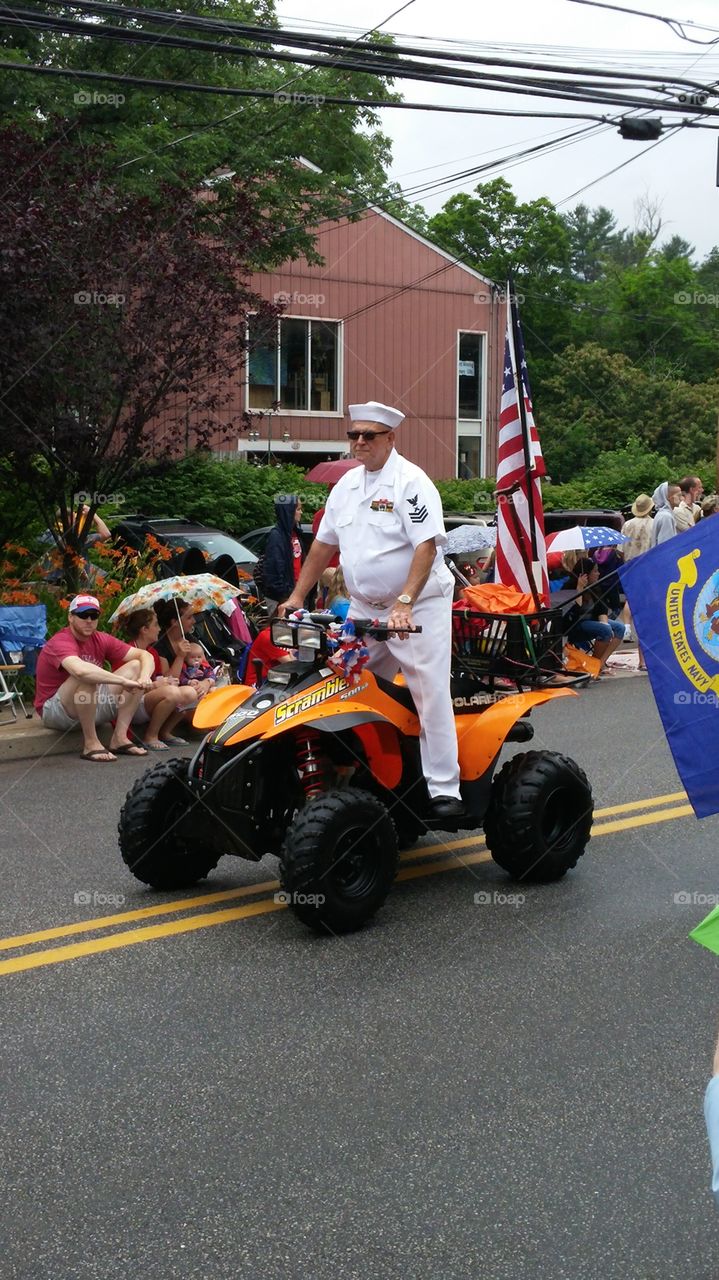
<box><xmin>0</xmin><ymin>605</ymin><xmax>47</xmax><ymax>724</ymax></box>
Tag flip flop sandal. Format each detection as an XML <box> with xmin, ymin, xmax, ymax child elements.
<box><xmin>144</xmin><ymin>741</ymin><xmax>169</xmax><ymax>751</ymax></box>
<box><xmin>81</xmin><ymin>749</ymin><xmax>117</xmax><ymax>763</ymax></box>
<box><xmin>159</xmin><ymin>736</ymin><xmax>187</xmax><ymax>747</ymax></box>
<box><xmin>112</xmin><ymin>743</ymin><xmax>149</xmax><ymax>756</ymax></box>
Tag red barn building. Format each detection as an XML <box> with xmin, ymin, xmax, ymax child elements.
<box><xmin>239</xmin><ymin>205</ymin><xmax>504</xmax><ymax>479</ymax></box>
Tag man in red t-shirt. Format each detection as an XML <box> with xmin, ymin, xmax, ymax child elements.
<box><xmin>34</xmin><ymin>594</ymin><xmax>155</xmax><ymax>762</ymax></box>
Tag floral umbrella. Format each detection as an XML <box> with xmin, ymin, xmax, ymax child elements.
<box><xmin>108</xmin><ymin>573</ymin><xmax>242</xmax><ymax>628</ymax></box>
<box><xmin>445</xmin><ymin>524</ymin><xmax>497</xmax><ymax>555</ymax></box>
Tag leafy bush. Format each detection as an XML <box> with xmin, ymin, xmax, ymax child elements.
<box><xmin>435</xmin><ymin>478</ymin><xmax>496</xmax><ymax>513</ymax></box>
<box><xmin>119</xmin><ymin>454</ymin><xmax>325</xmax><ymax>533</ymax></box>
<box><xmin>543</xmin><ymin>436</ymin><xmax>714</xmax><ymax>509</ymax></box>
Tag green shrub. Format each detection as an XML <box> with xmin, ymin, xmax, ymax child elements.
<box><xmin>120</xmin><ymin>454</ymin><xmax>326</xmax><ymax>534</ymax></box>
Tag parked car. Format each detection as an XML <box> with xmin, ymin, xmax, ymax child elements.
<box><xmin>443</xmin><ymin>509</ymin><xmax>623</xmax><ymax>534</ymax></box>
<box><xmin>238</xmin><ymin>524</ymin><xmax>315</xmax><ymax>559</ymax></box>
<box><xmin>113</xmin><ymin>516</ymin><xmax>259</xmax><ymax>576</ymax></box>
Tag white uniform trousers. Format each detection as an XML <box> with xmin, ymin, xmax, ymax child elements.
<box><xmin>351</xmin><ymin>585</ymin><xmax>461</xmax><ymax>800</ymax></box>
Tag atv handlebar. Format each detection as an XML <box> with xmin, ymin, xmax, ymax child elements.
<box><xmin>305</xmin><ymin>611</ymin><xmax>422</xmax><ymax>640</ymax></box>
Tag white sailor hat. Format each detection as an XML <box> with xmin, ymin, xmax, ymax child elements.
<box><xmin>348</xmin><ymin>401</ymin><xmax>405</xmax><ymax>430</ymax></box>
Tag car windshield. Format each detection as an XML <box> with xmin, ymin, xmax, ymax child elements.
<box><xmin>161</xmin><ymin>531</ymin><xmax>257</xmax><ymax>564</ymax></box>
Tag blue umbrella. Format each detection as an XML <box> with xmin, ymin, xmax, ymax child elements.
<box><xmin>547</xmin><ymin>525</ymin><xmax>628</xmax><ymax>553</ymax></box>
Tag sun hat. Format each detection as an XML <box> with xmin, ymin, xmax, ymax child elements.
<box><xmin>348</xmin><ymin>401</ymin><xmax>405</xmax><ymax>430</ymax></box>
<box><xmin>631</xmin><ymin>494</ymin><xmax>654</xmax><ymax>517</ymax></box>
<box><xmin>69</xmin><ymin>594</ymin><xmax>100</xmax><ymax>615</ymax></box>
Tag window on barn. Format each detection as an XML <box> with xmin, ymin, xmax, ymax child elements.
<box><xmin>247</xmin><ymin>318</ymin><xmax>340</xmax><ymax>413</ymax></box>
<box><xmin>457</xmin><ymin>331</ymin><xmax>485</xmax><ymax>478</ymax></box>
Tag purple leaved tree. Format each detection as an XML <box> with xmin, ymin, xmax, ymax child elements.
<box><xmin>0</xmin><ymin>126</ymin><xmax>280</xmax><ymax>588</ymax></box>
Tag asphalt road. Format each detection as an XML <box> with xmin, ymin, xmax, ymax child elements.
<box><xmin>1</xmin><ymin>679</ymin><xmax>718</xmax><ymax>1280</ymax></box>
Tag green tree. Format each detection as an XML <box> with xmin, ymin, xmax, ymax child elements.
<box><xmin>562</xmin><ymin>203</ymin><xmax>617</xmax><ymax>283</ymax></box>
<box><xmin>0</xmin><ymin>0</ymin><xmax>401</xmax><ymax>262</ymax></box>
<box><xmin>540</xmin><ymin>343</ymin><xmax>719</xmax><ymax>482</ymax></box>
<box><xmin>425</xmin><ymin>178</ymin><xmax>575</xmax><ymax>392</ymax></box>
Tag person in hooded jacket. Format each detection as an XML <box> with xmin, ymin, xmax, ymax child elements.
<box><xmin>262</xmin><ymin>495</ymin><xmax>305</xmax><ymax>616</ymax></box>
<box><xmin>650</xmin><ymin>481</ymin><xmax>681</xmax><ymax>547</ymax></box>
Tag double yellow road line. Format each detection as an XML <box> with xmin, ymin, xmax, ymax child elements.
<box><xmin>0</xmin><ymin>790</ymin><xmax>694</xmax><ymax>977</ymax></box>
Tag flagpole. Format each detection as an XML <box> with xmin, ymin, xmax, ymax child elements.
<box><xmin>497</xmin><ymin>479</ymin><xmax>542</xmax><ymax>611</ymax></box>
<box><xmin>507</xmin><ymin>276</ymin><xmax>539</xmax><ymax>566</ymax></box>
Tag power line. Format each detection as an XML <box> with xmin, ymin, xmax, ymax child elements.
<box><xmin>557</xmin><ymin>124</ymin><xmax>682</xmax><ymax>205</ymax></box>
<box><xmin>7</xmin><ymin>0</ymin><xmax>719</xmax><ymax>116</ymax></box>
<box><xmin>565</xmin><ymin>0</ymin><xmax>719</xmax><ymax>45</ymax></box>
<box><xmin>0</xmin><ymin>58</ymin><xmax>618</xmax><ymax>122</ymax></box>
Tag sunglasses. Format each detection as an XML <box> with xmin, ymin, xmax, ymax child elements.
<box><xmin>346</xmin><ymin>429</ymin><xmax>391</xmax><ymax>442</ymax></box>
<box><xmin>74</xmin><ymin>610</ymin><xmax>100</xmax><ymax>620</ymax></box>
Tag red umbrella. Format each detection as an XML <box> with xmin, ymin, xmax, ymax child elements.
<box><xmin>305</xmin><ymin>459</ymin><xmax>360</xmax><ymax>484</ymax></box>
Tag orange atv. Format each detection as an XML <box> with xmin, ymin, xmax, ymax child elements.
<box><xmin>118</xmin><ymin>610</ymin><xmax>593</xmax><ymax>934</ymax></box>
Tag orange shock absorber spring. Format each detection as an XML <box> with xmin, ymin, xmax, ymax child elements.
<box><xmin>295</xmin><ymin>728</ymin><xmax>331</xmax><ymax>800</ymax></box>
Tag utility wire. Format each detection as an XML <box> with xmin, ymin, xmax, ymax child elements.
<box><xmin>565</xmin><ymin>0</ymin><xmax>719</xmax><ymax>45</ymax></box>
<box><xmin>0</xmin><ymin>59</ymin><xmax>618</xmax><ymax>121</ymax></box>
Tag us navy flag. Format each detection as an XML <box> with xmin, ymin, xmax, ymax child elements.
<box><xmin>619</xmin><ymin>518</ymin><xmax>719</xmax><ymax>817</ymax></box>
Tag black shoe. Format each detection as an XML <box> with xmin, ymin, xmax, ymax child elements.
<box><xmin>427</xmin><ymin>795</ymin><xmax>465</xmax><ymax>819</ymax></box>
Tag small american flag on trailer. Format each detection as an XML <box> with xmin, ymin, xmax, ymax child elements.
<box><xmin>494</xmin><ymin>297</ymin><xmax>549</xmax><ymax>601</ymax></box>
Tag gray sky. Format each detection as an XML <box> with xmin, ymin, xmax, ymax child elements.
<box><xmin>277</xmin><ymin>0</ymin><xmax>719</xmax><ymax>258</ymax></box>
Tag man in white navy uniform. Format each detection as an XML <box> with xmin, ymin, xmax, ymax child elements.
<box><xmin>281</xmin><ymin>400</ymin><xmax>463</xmax><ymax>820</ymax></box>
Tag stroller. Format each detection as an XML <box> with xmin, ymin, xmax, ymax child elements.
<box><xmin>191</xmin><ymin>607</ymin><xmax>253</xmax><ymax>684</ymax></box>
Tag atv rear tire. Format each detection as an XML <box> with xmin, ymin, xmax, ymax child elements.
<box><xmin>484</xmin><ymin>751</ymin><xmax>592</xmax><ymax>882</ymax></box>
<box><xmin>118</xmin><ymin>758</ymin><xmax>220</xmax><ymax>889</ymax></box>
<box><xmin>279</xmin><ymin>788</ymin><xmax>398</xmax><ymax>934</ymax></box>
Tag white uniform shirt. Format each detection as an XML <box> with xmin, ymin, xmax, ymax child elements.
<box><xmin>317</xmin><ymin>448</ymin><xmax>451</xmax><ymax>607</ymax></box>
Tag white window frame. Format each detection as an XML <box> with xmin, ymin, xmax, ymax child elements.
<box><xmin>245</xmin><ymin>315</ymin><xmax>344</xmax><ymax>417</ymax></box>
<box><xmin>455</xmin><ymin>329</ymin><xmax>487</xmax><ymax>477</ymax></box>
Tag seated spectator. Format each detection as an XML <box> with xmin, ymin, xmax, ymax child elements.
<box><xmin>154</xmin><ymin>598</ymin><xmax>216</xmax><ymax>702</ymax></box>
<box><xmin>564</xmin><ymin>558</ymin><xmax>625</xmax><ymax>674</ymax></box>
<box><xmin>33</xmin><ymin>594</ymin><xmax>153</xmax><ymax>762</ymax></box>
<box><xmin>592</xmin><ymin>545</ymin><xmax>623</xmax><ymax>618</ymax></box>
<box><xmin>119</xmin><ymin>607</ymin><xmax>199</xmax><ymax>750</ymax></box>
<box><xmin>179</xmin><ymin>642</ymin><xmax>217</xmax><ymax>689</ymax></box>
<box><xmin>548</xmin><ymin>550</ymin><xmax>578</xmax><ymax>593</ymax></box>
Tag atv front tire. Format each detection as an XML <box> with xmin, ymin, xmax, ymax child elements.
<box><xmin>279</xmin><ymin>789</ymin><xmax>398</xmax><ymax>934</ymax></box>
<box><xmin>118</xmin><ymin>758</ymin><xmax>220</xmax><ymax>889</ymax></box>
<box><xmin>484</xmin><ymin>751</ymin><xmax>593</xmax><ymax>882</ymax></box>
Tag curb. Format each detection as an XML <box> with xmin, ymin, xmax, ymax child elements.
<box><xmin>0</xmin><ymin>721</ymin><xmax>197</xmax><ymax>763</ymax></box>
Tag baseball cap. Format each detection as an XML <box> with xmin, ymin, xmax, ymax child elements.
<box><xmin>69</xmin><ymin>594</ymin><xmax>101</xmax><ymax>616</ymax></box>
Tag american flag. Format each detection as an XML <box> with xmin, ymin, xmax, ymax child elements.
<box><xmin>494</xmin><ymin>295</ymin><xmax>548</xmax><ymax>602</ymax></box>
